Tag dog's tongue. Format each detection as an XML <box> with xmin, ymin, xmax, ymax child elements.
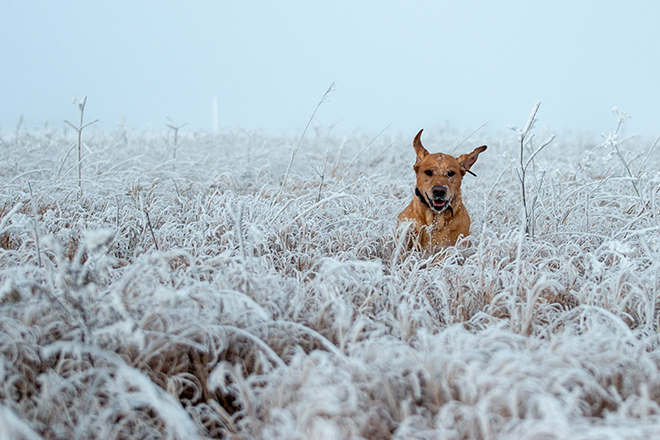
<box><xmin>433</xmin><ymin>200</ymin><xmax>446</xmax><ymax>208</ymax></box>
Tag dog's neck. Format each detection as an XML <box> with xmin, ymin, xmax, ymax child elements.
<box><xmin>415</xmin><ymin>187</ymin><xmax>454</xmax><ymax>218</ymax></box>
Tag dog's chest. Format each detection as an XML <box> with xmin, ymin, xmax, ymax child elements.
<box><xmin>422</xmin><ymin>209</ymin><xmax>450</xmax><ymax>229</ymax></box>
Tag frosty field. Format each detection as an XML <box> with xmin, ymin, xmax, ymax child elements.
<box><xmin>1</xmin><ymin>113</ymin><xmax>660</xmax><ymax>439</ymax></box>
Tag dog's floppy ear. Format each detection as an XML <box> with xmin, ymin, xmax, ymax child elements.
<box><xmin>413</xmin><ymin>129</ymin><xmax>429</xmax><ymax>172</ymax></box>
<box><xmin>457</xmin><ymin>145</ymin><xmax>487</xmax><ymax>175</ymax></box>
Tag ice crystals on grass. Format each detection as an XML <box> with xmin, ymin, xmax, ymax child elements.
<box><xmin>81</xmin><ymin>228</ymin><xmax>115</xmax><ymax>253</ymax></box>
<box><xmin>606</xmin><ymin>240</ymin><xmax>634</xmax><ymax>256</ymax></box>
<box><xmin>2</xmin><ymin>121</ymin><xmax>660</xmax><ymax>439</ymax></box>
<box><xmin>0</xmin><ymin>279</ymin><xmax>20</xmax><ymax>304</ymax></box>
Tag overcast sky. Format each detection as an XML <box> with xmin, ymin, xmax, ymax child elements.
<box><xmin>2</xmin><ymin>1</ymin><xmax>659</xmax><ymax>137</ymax></box>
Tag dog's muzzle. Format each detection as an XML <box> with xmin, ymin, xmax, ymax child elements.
<box><xmin>429</xmin><ymin>186</ymin><xmax>451</xmax><ymax>212</ymax></box>
<box><xmin>416</xmin><ymin>187</ymin><xmax>453</xmax><ymax>216</ymax></box>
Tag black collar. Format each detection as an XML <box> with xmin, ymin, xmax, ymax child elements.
<box><xmin>415</xmin><ymin>187</ymin><xmax>430</xmax><ymax>208</ymax></box>
<box><xmin>415</xmin><ymin>187</ymin><xmax>453</xmax><ymax>217</ymax></box>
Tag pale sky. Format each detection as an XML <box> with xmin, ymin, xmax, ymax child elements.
<box><xmin>2</xmin><ymin>1</ymin><xmax>659</xmax><ymax>137</ymax></box>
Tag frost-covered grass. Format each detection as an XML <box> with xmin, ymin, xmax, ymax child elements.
<box><xmin>1</xmin><ymin>117</ymin><xmax>659</xmax><ymax>439</ymax></box>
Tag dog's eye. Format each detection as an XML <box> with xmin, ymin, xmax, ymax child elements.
<box><xmin>424</xmin><ymin>170</ymin><xmax>433</xmax><ymax>176</ymax></box>
<box><xmin>447</xmin><ymin>170</ymin><xmax>455</xmax><ymax>177</ymax></box>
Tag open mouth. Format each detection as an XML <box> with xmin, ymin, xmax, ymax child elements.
<box><xmin>431</xmin><ymin>199</ymin><xmax>448</xmax><ymax>210</ymax></box>
<box><xmin>427</xmin><ymin>195</ymin><xmax>451</xmax><ymax>213</ymax></box>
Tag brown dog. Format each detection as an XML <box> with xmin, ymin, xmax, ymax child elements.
<box><xmin>398</xmin><ymin>129</ymin><xmax>487</xmax><ymax>249</ymax></box>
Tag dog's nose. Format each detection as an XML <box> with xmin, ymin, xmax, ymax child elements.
<box><xmin>432</xmin><ymin>186</ymin><xmax>447</xmax><ymax>199</ymax></box>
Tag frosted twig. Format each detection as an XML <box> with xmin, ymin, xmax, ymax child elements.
<box><xmin>64</xmin><ymin>96</ymin><xmax>98</xmax><ymax>196</ymax></box>
<box><xmin>314</xmin><ymin>144</ymin><xmax>330</xmax><ymax>202</ymax></box>
<box><xmin>166</xmin><ymin>117</ymin><xmax>188</xmax><ymax>172</ymax></box>
<box><xmin>143</xmin><ymin>208</ymin><xmax>159</xmax><ymax>251</ymax></box>
<box><xmin>28</xmin><ymin>182</ymin><xmax>42</xmax><ymax>267</ymax></box>
<box><xmin>512</xmin><ymin>101</ymin><xmax>553</xmax><ymax>237</ymax></box>
<box><xmin>278</xmin><ymin>82</ymin><xmax>336</xmax><ymax>202</ymax></box>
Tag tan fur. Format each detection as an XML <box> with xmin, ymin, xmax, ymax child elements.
<box><xmin>398</xmin><ymin>129</ymin><xmax>487</xmax><ymax>250</ymax></box>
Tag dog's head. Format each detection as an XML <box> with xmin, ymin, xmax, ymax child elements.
<box><xmin>412</xmin><ymin>129</ymin><xmax>487</xmax><ymax>214</ymax></box>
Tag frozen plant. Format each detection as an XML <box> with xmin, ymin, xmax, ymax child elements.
<box><xmin>64</xmin><ymin>95</ymin><xmax>98</xmax><ymax>195</ymax></box>
<box><xmin>509</xmin><ymin>101</ymin><xmax>555</xmax><ymax>238</ymax></box>
<box><xmin>166</xmin><ymin>117</ymin><xmax>188</xmax><ymax>172</ymax></box>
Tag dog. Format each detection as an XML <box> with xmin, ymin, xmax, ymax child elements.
<box><xmin>398</xmin><ymin>129</ymin><xmax>487</xmax><ymax>250</ymax></box>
